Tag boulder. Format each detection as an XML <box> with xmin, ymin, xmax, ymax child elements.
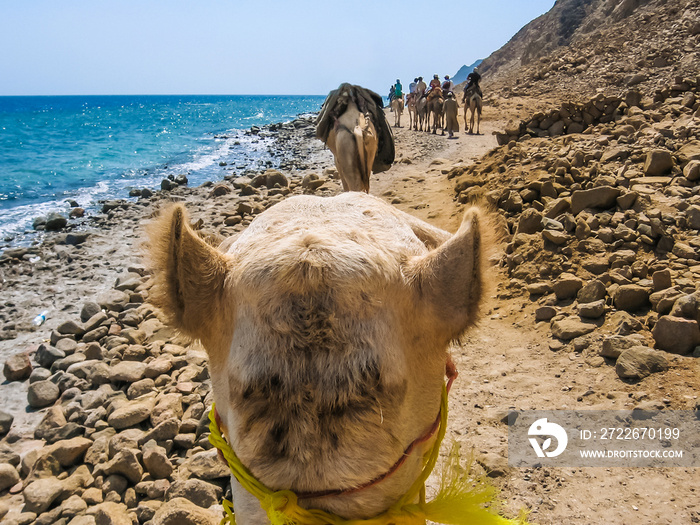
<box><xmin>45</xmin><ymin>212</ymin><xmax>68</xmax><ymax>231</ymax></box>
<box><xmin>515</xmin><ymin>208</ymin><xmax>544</xmax><ymax>234</ymax></box>
<box><xmin>571</xmin><ymin>186</ymin><xmax>621</xmax><ymax>214</ymax></box>
<box><xmin>89</xmin><ymin>502</ymin><xmax>133</xmax><ymax>525</ymax></box>
<box><xmin>22</xmin><ymin>476</ymin><xmax>63</xmax><ymax>514</ymax></box>
<box><xmin>552</xmin><ymin>273</ymin><xmax>583</xmax><ymax>300</ymax></box>
<box><xmin>151</xmin><ymin>497</ymin><xmax>220</xmax><ymax>525</ymax></box>
<box><xmin>612</xmin><ymin>285</ymin><xmax>650</xmax><ymax>312</ymax></box>
<box><xmin>577</xmin><ymin>280</ymin><xmax>607</xmax><ymax>304</ymax></box>
<box><xmin>551</xmin><ymin>318</ymin><xmax>597</xmax><ymax>340</ymax></box>
<box><xmin>600</xmin><ymin>334</ymin><xmax>647</xmax><ymax>359</ymax></box>
<box><xmin>165</xmin><ymin>479</ymin><xmax>222</xmax><ymax>508</ymax></box>
<box><xmin>27</xmin><ymin>380</ymin><xmax>60</xmax><ymax>408</ymax></box>
<box><xmin>579</xmin><ymin>299</ymin><xmax>606</xmax><ymax>319</ymax></box>
<box><xmin>3</xmin><ymin>352</ymin><xmax>32</xmax><ymax>381</ymax></box>
<box><xmin>0</xmin><ymin>410</ymin><xmax>14</xmax><ymax>435</ymax></box>
<box><xmin>143</xmin><ymin>441</ymin><xmax>174</xmax><ymax>480</ymax></box>
<box><xmin>615</xmin><ymin>346</ymin><xmax>668</xmax><ymax>380</ymax></box>
<box><xmin>643</xmin><ymin>149</ymin><xmax>673</xmax><ymax>176</ymax></box>
<box><xmin>0</xmin><ymin>463</ymin><xmax>20</xmax><ymax>492</ymax></box>
<box><xmin>652</xmin><ymin>316</ymin><xmax>700</xmax><ymax>355</ymax></box>
<box><xmin>683</xmin><ymin>160</ymin><xmax>700</xmax><ymax>181</ymax></box>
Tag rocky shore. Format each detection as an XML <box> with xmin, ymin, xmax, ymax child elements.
<box><xmin>0</xmin><ymin>115</ymin><xmax>348</xmax><ymax>524</ymax></box>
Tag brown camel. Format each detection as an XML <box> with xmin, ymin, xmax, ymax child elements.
<box><xmin>316</xmin><ymin>84</ymin><xmax>394</xmax><ymax>193</ymax></box>
<box><xmin>406</xmin><ymin>93</ymin><xmax>418</xmax><ymax>130</ymax></box>
<box><xmin>463</xmin><ymin>86</ymin><xmax>482</xmax><ymax>134</ymax></box>
<box><xmin>391</xmin><ymin>95</ymin><xmax>404</xmax><ymax>127</ymax></box>
<box><xmin>147</xmin><ymin>192</ymin><xmax>494</xmax><ymax>525</ymax></box>
<box><xmin>428</xmin><ymin>96</ymin><xmax>444</xmax><ymax>134</ymax></box>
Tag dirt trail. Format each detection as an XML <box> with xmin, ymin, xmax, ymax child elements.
<box><xmin>371</xmin><ymin>106</ymin><xmax>699</xmax><ymax>525</ymax></box>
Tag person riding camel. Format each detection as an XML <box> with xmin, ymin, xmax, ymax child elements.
<box><xmin>415</xmin><ymin>76</ymin><xmax>427</xmax><ymax>99</ymax></box>
<box><xmin>394</xmin><ymin>79</ymin><xmax>403</xmax><ymax>99</ymax></box>
<box><xmin>441</xmin><ymin>75</ymin><xmax>454</xmax><ymax>98</ymax></box>
<box><xmin>464</xmin><ymin>68</ymin><xmax>482</xmax><ymax>98</ymax></box>
<box><xmin>427</xmin><ymin>74</ymin><xmax>443</xmax><ymax>101</ymax></box>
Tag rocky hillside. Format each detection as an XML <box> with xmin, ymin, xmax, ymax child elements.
<box><xmin>479</xmin><ymin>0</ymin><xmax>700</xmax><ymax>101</ymax></box>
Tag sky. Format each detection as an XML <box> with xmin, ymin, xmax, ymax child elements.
<box><xmin>0</xmin><ymin>0</ymin><xmax>555</xmax><ymax>97</ymax></box>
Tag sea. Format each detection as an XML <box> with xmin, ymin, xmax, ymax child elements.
<box><xmin>0</xmin><ymin>95</ymin><xmax>326</xmax><ymax>249</ymax></box>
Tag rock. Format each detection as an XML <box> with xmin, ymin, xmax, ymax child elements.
<box><xmin>179</xmin><ymin>449</ymin><xmax>229</xmax><ymax>480</ymax></box>
<box><xmin>571</xmin><ymin>186</ymin><xmax>621</xmax><ymax>215</ymax></box>
<box><xmin>23</xmin><ymin>477</ymin><xmax>63</xmax><ymax>514</ymax></box>
<box><xmin>579</xmin><ymin>299</ymin><xmax>606</xmax><ymax>319</ymax></box>
<box><xmin>99</xmin><ymin>448</ymin><xmax>144</xmax><ymax>484</ymax></box>
<box><xmin>208</xmin><ymin>183</ymin><xmax>232</xmax><ymax>198</ymax></box>
<box><xmin>670</xmin><ymin>293</ymin><xmax>700</xmax><ymax>321</ymax></box>
<box><xmin>151</xmin><ymin>497</ymin><xmax>220</xmax><ymax>525</ymax></box>
<box><xmin>81</xmin><ymin>302</ymin><xmax>102</xmax><ymax>323</ymax></box>
<box><xmin>35</xmin><ymin>344</ymin><xmax>66</xmax><ymax>368</ymax></box>
<box><xmin>161</xmin><ymin>179</ymin><xmax>176</xmax><ymax>191</ymax></box>
<box><xmin>60</xmin><ymin>494</ymin><xmax>88</xmax><ymax>520</ymax></box>
<box><xmin>652</xmin><ymin>316</ymin><xmax>700</xmax><ymax>355</ymax></box>
<box><xmin>97</xmin><ymin>290</ymin><xmax>130</xmax><ymax>312</ymax></box>
<box><xmin>516</xmin><ymin>208</ymin><xmax>544</xmax><ymax>234</ymax></box>
<box><xmin>671</xmin><ymin>242</ymin><xmax>698</xmax><ymax>260</ymax></box>
<box><xmin>56</xmin><ymin>338</ymin><xmax>78</xmax><ymax>354</ymax></box>
<box><xmin>615</xmin><ymin>346</ymin><xmax>669</xmax><ymax>380</ymax></box>
<box><xmin>151</xmin><ymin>393</ymin><xmax>183</xmax><ymax>427</ymax></box>
<box><xmin>686</xmin><ymin>206</ymin><xmax>700</xmax><ymax>230</ymax></box>
<box><xmin>683</xmin><ymin>160</ymin><xmax>700</xmax><ymax>181</ymax></box>
<box><xmin>89</xmin><ymin>502</ymin><xmax>133</xmax><ymax>525</ymax></box>
<box><xmin>600</xmin><ymin>334</ymin><xmax>646</xmax><ymax>359</ymax></box>
<box><xmin>550</xmin><ymin>318</ymin><xmax>597</xmax><ymax>340</ymax></box>
<box><xmin>137</xmin><ymin>418</ymin><xmax>180</xmax><ymax>445</ymax></box>
<box><xmin>535</xmin><ymin>306</ymin><xmax>557</xmax><ymax>322</ymax></box>
<box><xmin>0</xmin><ymin>463</ymin><xmax>20</xmax><ymax>492</ymax></box>
<box><xmin>651</xmin><ymin>269</ymin><xmax>672</xmax><ymax>291</ymax></box>
<box><xmin>142</xmin><ymin>441</ymin><xmax>174</xmax><ymax>480</ymax></box>
<box><xmin>174</xmin><ymin>174</ymin><xmax>188</xmax><ymax>185</ymax></box>
<box><xmin>65</xmin><ymin>232</ymin><xmax>90</xmax><ymax>245</ymax></box>
<box><xmin>69</xmin><ymin>207</ymin><xmax>85</xmax><ymax>218</ymax></box>
<box><xmin>46</xmin><ymin>437</ymin><xmax>93</xmax><ymax>467</ymax></box>
<box><xmin>45</xmin><ymin>212</ymin><xmax>68</xmax><ymax>231</ymax></box>
<box><xmin>108</xmin><ymin>398</ymin><xmax>156</xmax><ymax>430</ymax></box>
<box><xmin>542</xmin><ymin>229</ymin><xmax>568</xmax><ymax>245</ymax></box>
<box><xmin>643</xmin><ymin>149</ymin><xmax>673</xmax><ymax>176</ymax></box>
<box><xmin>552</xmin><ymin>273</ymin><xmax>583</xmax><ymax>300</ymax></box>
<box><xmin>612</xmin><ymin>285</ymin><xmax>650</xmax><ymax>312</ymax></box>
<box><xmin>110</xmin><ymin>361</ymin><xmax>147</xmax><ymax>383</ymax></box>
<box><xmin>0</xmin><ymin>410</ymin><xmax>14</xmax><ymax>435</ymax></box>
<box><xmin>57</xmin><ymin>320</ymin><xmax>85</xmax><ymax>337</ymax></box>
<box><xmin>4</xmin><ymin>352</ymin><xmax>32</xmax><ymax>381</ymax></box>
<box><xmin>27</xmin><ymin>380</ymin><xmax>60</xmax><ymax>408</ymax></box>
<box><xmin>166</xmin><ymin>479</ymin><xmax>222</xmax><ymax>508</ymax></box>
<box><xmin>577</xmin><ymin>280</ymin><xmax>607</xmax><ymax>304</ymax></box>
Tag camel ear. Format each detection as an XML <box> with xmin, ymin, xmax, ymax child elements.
<box><xmin>404</xmin><ymin>208</ymin><xmax>485</xmax><ymax>340</ymax></box>
<box><xmin>146</xmin><ymin>204</ymin><xmax>231</xmax><ymax>342</ymax></box>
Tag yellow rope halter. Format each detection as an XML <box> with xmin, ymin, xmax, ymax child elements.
<box><xmin>208</xmin><ymin>383</ymin><xmax>530</xmax><ymax>525</ymax></box>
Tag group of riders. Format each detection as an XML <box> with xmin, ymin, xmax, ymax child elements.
<box><xmin>388</xmin><ymin>69</ymin><xmax>482</xmax><ymax>108</ymax></box>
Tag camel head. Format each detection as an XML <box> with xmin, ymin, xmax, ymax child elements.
<box><xmin>146</xmin><ymin>193</ymin><xmax>487</xmax><ymax>522</ymax></box>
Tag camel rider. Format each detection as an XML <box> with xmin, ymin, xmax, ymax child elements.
<box><xmin>442</xmin><ymin>75</ymin><xmax>454</xmax><ymax>98</ymax></box>
<box><xmin>394</xmin><ymin>79</ymin><xmax>403</xmax><ymax>99</ymax></box>
<box><xmin>427</xmin><ymin>74</ymin><xmax>443</xmax><ymax>101</ymax></box>
<box><xmin>415</xmin><ymin>76</ymin><xmax>427</xmax><ymax>99</ymax></box>
<box><xmin>409</xmin><ymin>78</ymin><xmax>417</xmax><ymax>95</ymax></box>
<box><xmin>465</xmin><ymin>68</ymin><xmax>482</xmax><ymax>98</ymax></box>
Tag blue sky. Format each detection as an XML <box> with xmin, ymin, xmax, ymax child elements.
<box><xmin>0</xmin><ymin>0</ymin><xmax>555</xmax><ymax>96</ymax></box>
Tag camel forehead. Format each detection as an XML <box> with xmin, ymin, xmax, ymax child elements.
<box><xmin>225</xmin><ymin>193</ymin><xmax>428</xmax><ymax>296</ymax></box>
<box><xmin>228</xmin><ymin>194</ymin><xmax>428</xmax><ymax>261</ymax></box>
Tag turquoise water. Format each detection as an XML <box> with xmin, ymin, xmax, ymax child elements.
<box><xmin>0</xmin><ymin>95</ymin><xmax>325</xmax><ymax>245</ymax></box>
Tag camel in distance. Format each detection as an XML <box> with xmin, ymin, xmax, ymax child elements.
<box><xmin>316</xmin><ymin>84</ymin><xmax>394</xmax><ymax>192</ymax></box>
<box><xmin>146</xmin><ymin>192</ymin><xmax>490</xmax><ymax>524</ymax></box>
